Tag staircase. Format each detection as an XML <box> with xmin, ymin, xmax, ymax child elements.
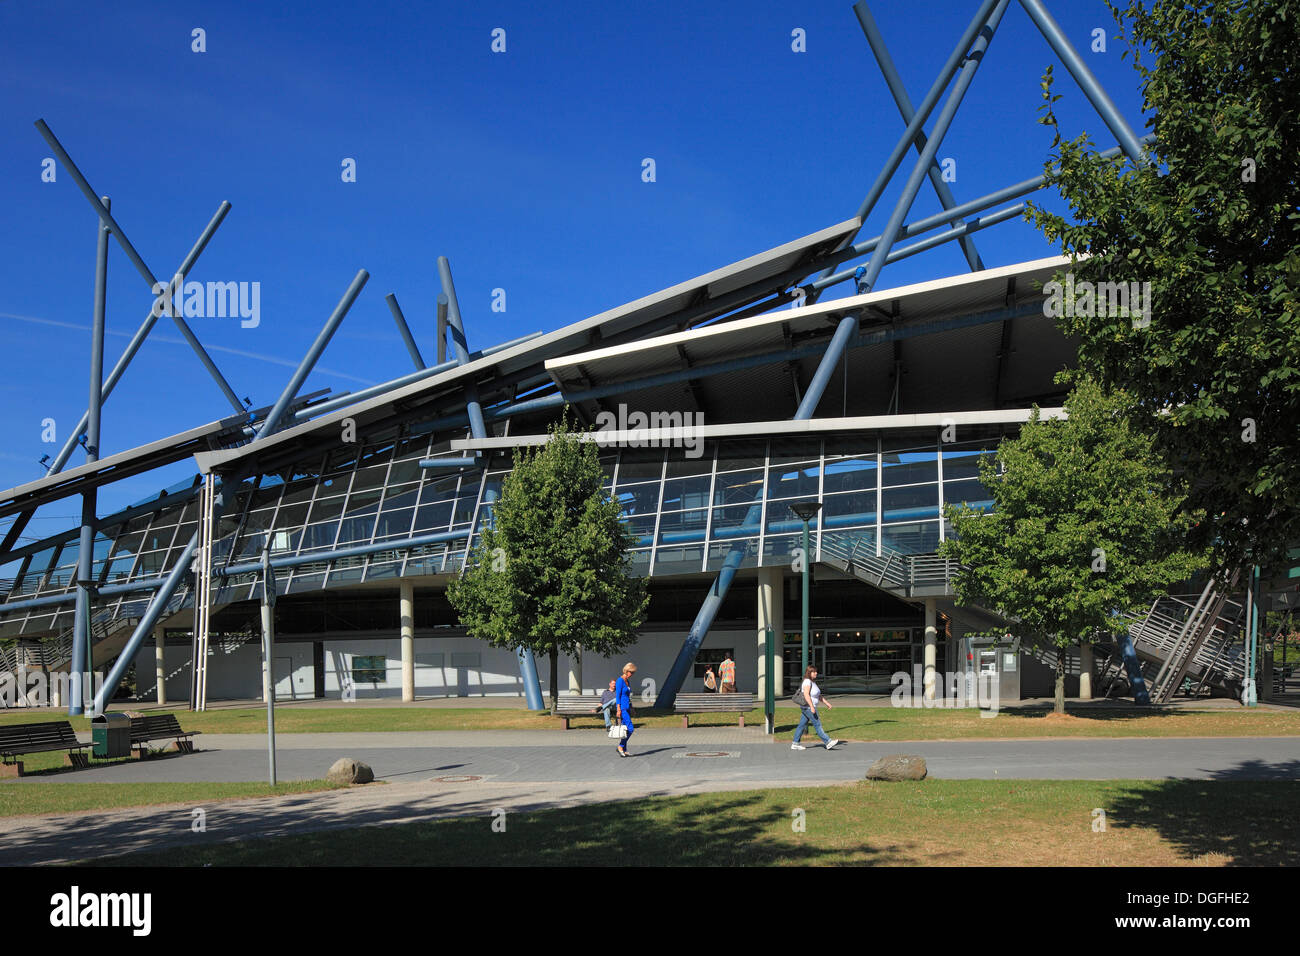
<box><xmin>0</xmin><ymin>613</ymin><xmax>138</xmax><ymax>674</ymax></box>
<box><xmin>817</xmin><ymin>531</ymin><xmax>957</xmax><ymax>598</ymax></box>
<box><xmin>1021</xmin><ymin>585</ymin><xmax>1246</xmax><ymax>702</ymax></box>
<box><xmin>818</xmin><ymin>529</ymin><xmax>1247</xmax><ymax>702</ymax></box>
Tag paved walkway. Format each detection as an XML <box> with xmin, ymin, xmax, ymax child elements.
<box><xmin>4</xmin><ymin>730</ymin><xmax>1296</xmax><ymax>865</ymax></box>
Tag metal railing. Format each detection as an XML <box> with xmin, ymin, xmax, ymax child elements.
<box><xmin>818</xmin><ymin>530</ymin><xmax>958</xmax><ymax>595</ymax></box>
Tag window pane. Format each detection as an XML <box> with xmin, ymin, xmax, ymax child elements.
<box><xmin>712</xmin><ymin>469</ymin><xmax>764</xmax><ymax>507</ymax></box>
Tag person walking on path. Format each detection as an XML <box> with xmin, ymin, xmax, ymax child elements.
<box><xmin>791</xmin><ymin>666</ymin><xmax>840</xmax><ymax>751</ymax></box>
<box><xmin>718</xmin><ymin>652</ymin><xmax>737</xmax><ymax>694</ymax></box>
<box><xmin>600</xmin><ymin>679</ymin><xmax>618</xmax><ymax>729</ymax></box>
<box><xmin>615</xmin><ymin>662</ymin><xmax>637</xmax><ymax>756</ymax></box>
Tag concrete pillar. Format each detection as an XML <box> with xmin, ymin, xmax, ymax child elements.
<box><xmin>757</xmin><ymin>566</ymin><xmax>785</xmax><ymax>704</ymax></box>
<box><xmin>923</xmin><ymin>599</ymin><xmax>937</xmax><ymax>702</ymax></box>
<box><xmin>400</xmin><ymin>579</ymin><xmax>415</xmax><ymax>703</ymax></box>
<box><xmin>155</xmin><ymin>625</ymin><xmax>167</xmax><ymax>706</ymax></box>
<box><xmin>568</xmin><ymin>647</ymin><xmax>583</xmax><ymax>695</ymax></box>
<box><xmin>1079</xmin><ymin>643</ymin><xmax>1093</xmax><ymax>700</ymax></box>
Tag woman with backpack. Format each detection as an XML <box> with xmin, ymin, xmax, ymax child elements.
<box><xmin>791</xmin><ymin>665</ymin><xmax>840</xmax><ymax>751</ymax></box>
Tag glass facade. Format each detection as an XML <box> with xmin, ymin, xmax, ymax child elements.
<box><xmin>1</xmin><ymin>430</ymin><xmax>1001</xmax><ymax>632</ymax></box>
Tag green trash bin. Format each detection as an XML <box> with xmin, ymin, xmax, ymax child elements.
<box><xmin>91</xmin><ymin>713</ymin><xmax>130</xmax><ymax>759</ymax></box>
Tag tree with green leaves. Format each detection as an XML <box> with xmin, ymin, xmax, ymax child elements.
<box><xmin>447</xmin><ymin>415</ymin><xmax>648</xmax><ymax>704</ymax></box>
<box><xmin>941</xmin><ymin>379</ymin><xmax>1209</xmax><ymax>713</ymax></box>
<box><xmin>1027</xmin><ymin>0</ymin><xmax>1300</xmax><ymax>574</ymax></box>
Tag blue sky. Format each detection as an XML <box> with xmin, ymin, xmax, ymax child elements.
<box><xmin>0</xmin><ymin>0</ymin><xmax>1149</xmax><ymax>542</ymax></box>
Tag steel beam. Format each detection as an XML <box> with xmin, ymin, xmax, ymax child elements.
<box><xmin>91</xmin><ymin>477</ymin><xmax>234</xmax><ymax>714</ymax></box>
<box><xmin>818</xmin><ymin>0</ymin><xmax>1001</xmax><ymax>276</ymax></box>
<box><xmin>1017</xmin><ymin>0</ymin><xmax>1147</xmax><ymax>164</ymax></box>
<box><xmin>436</xmin><ymin>294</ymin><xmax>449</xmax><ymax>366</ymax></box>
<box><xmin>256</xmin><ymin>270</ymin><xmax>369</xmax><ymax>440</ymax></box>
<box><xmin>288</xmin><ymin>332</ymin><xmax>540</xmax><ymax>424</ymax></box>
<box><xmin>70</xmin><ymin>196</ymin><xmax>112</xmax><ymax>715</ymax></box>
<box><xmin>853</xmin><ymin>0</ymin><xmax>984</xmax><ymax>271</ymax></box>
<box><xmin>385</xmin><ymin>293</ymin><xmax>426</xmax><ymax>370</ymax></box>
<box><xmin>47</xmin><ymin>202</ymin><xmax>235</xmax><ymax>476</ymax></box>
<box><xmin>35</xmin><ymin>121</ymin><xmax>245</xmax><ymax>416</ymax></box>
<box><xmin>435</xmin><ymin>257</ymin><xmax>488</xmax><ymax>446</ymax></box>
<box><xmin>657</xmin><ymin>0</ymin><xmax>1008</xmax><ymax>707</ymax></box>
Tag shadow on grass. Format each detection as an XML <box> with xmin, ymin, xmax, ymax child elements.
<box><xmin>1107</xmin><ymin>760</ymin><xmax>1300</xmax><ymax>865</ymax></box>
<box><xmin>85</xmin><ymin>788</ymin><xmax>901</xmax><ymax>867</ymax></box>
<box><xmin>1000</xmin><ymin>704</ymin><xmax>1204</xmax><ymax>721</ymax></box>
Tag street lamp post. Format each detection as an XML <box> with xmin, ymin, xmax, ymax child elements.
<box><xmin>790</xmin><ymin>501</ymin><xmax>823</xmax><ymax>677</ymax></box>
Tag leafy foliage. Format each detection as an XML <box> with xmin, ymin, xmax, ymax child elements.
<box><xmin>1026</xmin><ymin>0</ymin><xmax>1300</xmax><ymax>573</ymax></box>
<box><xmin>941</xmin><ymin>380</ymin><xmax>1209</xmax><ymax>711</ymax></box>
<box><xmin>446</xmin><ymin>415</ymin><xmax>648</xmax><ymax>696</ymax></box>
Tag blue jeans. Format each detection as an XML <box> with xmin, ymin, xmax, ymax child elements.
<box><xmin>619</xmin><ymin>710</ymin><xmax>635</xmax><ymax>748</ymax></box>
<box><xmin>793</xmin><ymin>706</ymin><xmax>830</xmax><ymax>745</ymax></box>
<box><xmin>601</xmin><ymin>701</ymin><xmax>616</xmax><ymax>728</ymax></box>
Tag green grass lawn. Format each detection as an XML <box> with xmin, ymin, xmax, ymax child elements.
<box><xmin>88</xmin><ymin>778</ymin><xmax>1300</xmax><ymax>867</ymax></box>
<box><xmin>3</xmin><ymin>702</ymin><xmax>1299</xmax><ymax>741</ymax></box>
<box><xmin>0</xmin><ymin>780</ymin><xmax>344</xmax><ymax>818</ymax></box>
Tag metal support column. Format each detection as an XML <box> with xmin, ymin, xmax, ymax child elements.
<box><xmin>35</xmin><ymin>120</ymin><xmax>246</xmax><ymax>415</ymax></box>
<box><xmin>260</xmin><ymin>546</ymin><xmax>278</xmax><ymax>785</ymax></box>
<box><xmin>1017</xmin><ymin>0</ymin><xmax>1147</xmax><ymax>164</ymax></box>
<box><xmin>70</xmin><ymin>196</ymin><xmax>110</xmax><ymax>716</ymax></box>
<box><xmin>853</xmin><ymin>0</ymin><xmax>984</xmax><ymax>271</ymax></box>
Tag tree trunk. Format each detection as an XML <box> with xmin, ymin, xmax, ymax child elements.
<box><xmin>549</xmin><ymin>645</ymin><xmax>559</xmax><ymax>705</ymax></box>
<box><xmin>1055</xmin><ymin>649</ymin><xmax>1066</xmax><ymax>715</ymax></box>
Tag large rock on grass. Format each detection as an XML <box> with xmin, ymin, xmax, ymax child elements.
<box><xmin>327</xmin><ymin>757</ymin><xmax>374</xmax><ymax>785</ymax></box>
<box><xmin>865</xmin><ymin>754</ymin><xmax>927</xmax><ymax>781</ymax></box>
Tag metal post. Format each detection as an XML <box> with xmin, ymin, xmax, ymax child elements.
<box><xmin>92</xmin><ymin>478</ymin><xmax>235</xmax><ymax>713</ymax></box>
<box><xmin>435</xmin><ymin>257</ymin><xmax>488</xmax><ymax>443</ymax></box>
<box><xmin>70</xmin><ymin>196</ymin><xmax>111</xmax><ymax>716</ymax></box>
<box><xmin>818</xmin><ymin>0</ymin><xmax>1002</xmax><ymax>274</ymax></box>
<box><xmin>46</xmin><ymin>201</ymin><xmax>234</xmax><ymax>476</ymax></box>
<box><xmin>801</xmin><ymin>518</ymin><xmax>811</xmax><ymax>675</ymax></box>
<box><xmin>853</xmin><ymin>0</ymin><xmax>984</xmax><ymax>271</ymax></box>
<box><xmin>436</xmin><ymin>294</ymin><xmax>449</xmax><ymax>366</ymax></box>
<box><xmin>858</xmin><ymin>0</ymin><xmax>1009</xmax><ymax>299</ymax></box>
<box><xmin>385</xmin><ymin>293</ymin><xmax>426</xmax><ymax>370</ymax></box>
<box><xmin>1017</xmin><ymin>0</ymin><xmax>1148</xmax><ymax>164</ymax></box>
<box><xmin>1242</xmin><ymin>564</ymin><xmax>1253</xmax><ymax>707</ymax></box>
<box><xmin>261</xmin><ymin>546</ymin><xmax>277</xmax><ymax>785</ymax></box>
<box><xmin>34</xmin><ymin>120</ymin><xmax>246</xmax><ymax>415</ymax></box>
<box><xmin>764</xmin><ymin>627</ymin><xmax>775</xmax><ymax>735</ymax></box>
<box><xmin>256</xmin><ymin>269</ymin><xmax>369</xmax><ymax>439</ymax></box>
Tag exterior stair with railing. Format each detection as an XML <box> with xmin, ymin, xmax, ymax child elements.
<box><xmin>817</xmin><ymin>529</ymin><xmax>1246</xmax><ymax>702</ymax></box>
<box><xmin>0</xmin><ymin>613</ymin><xmax>139</xmax><ymax>675</ymax></box>
<box><xmin>817</xmin><ymin>531</ymin><xmax>957</xmax><ymax>599</ymax></box>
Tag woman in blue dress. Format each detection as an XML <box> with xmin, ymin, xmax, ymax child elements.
<box><xmin>615</xmin><ymin>662</ymin><xmax>637</xmax><ymax>756</ymax></box>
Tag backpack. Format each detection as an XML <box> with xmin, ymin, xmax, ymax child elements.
<box><xmin>704</xmin><ymin>671</ymin><xmax>717</xmax><ymax>691</ymax></box>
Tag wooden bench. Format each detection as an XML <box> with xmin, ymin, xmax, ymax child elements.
<box><xmin>674</xmin><ymin>692</ymin><xmax>756</xmax><ymax>728</ymax></box>
<box><xmin>552</xmin><ymin>695</ymin><xmax>612</xmax><ymax>730</ymax></box>
<box><xmin>0</xmin><ymin>721</ymin><xmax>89</xmax><ymax>776</ymax></box>
<box><xmin>128</xmin><ymin>714</ymin><xmax>201</xmax><ymax>756</ymax></box>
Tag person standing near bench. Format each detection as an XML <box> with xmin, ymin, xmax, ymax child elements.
<box><xmin>600</xmin><ymin>679</ymin><xmax>618</xmax><ymax>729</ymax></box>
<box><xmin>718</xmin><ymin>652</ymin><xmax>737</xmax><ymax>694</ymax></box>
<box><xmin>615</xmin><ymin>662</ymin><xmax>637</xmax><ymax>757</ymax></box>
<box><xmin>791</xmin><ymin>666</ymin><xmax>840</xmax><ymax>751</ymax></box>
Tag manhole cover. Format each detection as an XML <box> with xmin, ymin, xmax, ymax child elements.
<box><xmin>674</xmin><ymin>751</ymin><xmax>739</xmax><ymax>759</ymax></box>
<box><xmin>431</xmin><ymin>774</ymin><xmax>483</xmax><ymax>783</ymax></box>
